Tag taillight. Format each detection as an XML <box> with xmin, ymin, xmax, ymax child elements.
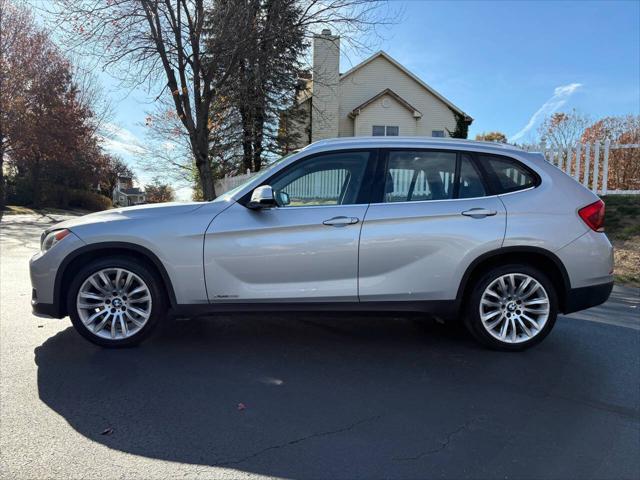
<box><xmin>578</xmin><ymin>200</ymin><xmax>605</xmax><ymax>232</ymax></box>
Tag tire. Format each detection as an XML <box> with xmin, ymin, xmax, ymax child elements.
<box><xmin>464</xmin><ymin>264</ymin><xmax>558</xmax><ymax>351</ymax></box>
<box><xmin>67</xmin><ymin>256</ymin><xmax>166</xmax><ymax>347</ymax></box>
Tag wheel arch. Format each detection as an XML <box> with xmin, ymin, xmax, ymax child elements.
<box><xmin>54</xmin><ymin>242</ymin><xmax>177</xmax><ymax>317</ymax></box>
<box><xmin>456</xmin><ymin>246</ymin><xmax>571</xmax><ymax>313</ymax></box>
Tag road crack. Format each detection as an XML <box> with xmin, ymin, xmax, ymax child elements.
<box><xmin>393</xmin><ymin>417</ymin><xmax>482</xmax><ymax>461</ymax></box>
<box><xmin>213</xmin><ymin>414</ymin><xmax>381</xmax><ymax>467</ymax></box>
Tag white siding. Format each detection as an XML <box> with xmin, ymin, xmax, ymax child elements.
<box><xmin>339</xmin><ymin>55</ymin><xmax>457</xmax><ymax>138</ymax></box>
<box><xmin>353</xmin><ymin>94</ymin><xmax>418</xmax><ymax>136</ymax></box>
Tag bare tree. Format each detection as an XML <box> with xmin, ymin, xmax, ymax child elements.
<box><xmin>45</xmin><ymin>0</ymin><xmax>254</xmax><ymax>200</ymax></box>
<box><xmin>43</xmin><ymin>0</ymin><xmax>395</xmax><ymax>197</ymax></box>
<box><xmin>537</xmin><ymin>109</ymin><xmax>591</xmax><ymax>151</ymax></box>
<box><xmin>139</xmin><ymin>93</ymin><xmax>244</xmax><ymax>200</ymax></box>
<box><xmin>72</xmin><ymin>62</ymin><xmax>115</xmax><ymax>138</ymax></box>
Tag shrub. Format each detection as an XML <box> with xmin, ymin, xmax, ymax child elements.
<box><xmin>5</xmin><ymin>176</ymin><xmax>34</xmax><ymax>206</ymax></box>
<box><xmin>67</xmin><ymin>190</ymin><xmax>113</xmax><ymax>211</ymax></box>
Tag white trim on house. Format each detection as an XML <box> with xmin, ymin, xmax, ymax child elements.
<box><xmin>340</xmin><ymin>51</ymin><xmax>472</xmax><ymax>121</ymax></box>
<box><xmin>348</xmin><ymin>88</ymin><xmax>423</xmax><ymax>119</ymax></box>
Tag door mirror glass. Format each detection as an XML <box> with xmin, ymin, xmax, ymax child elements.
<box><xmin>248</xmin><ymin>185</ymin><xmax>277</xmax><ymax>209</ymax></box>
<box><xmin>276</xmin><ymin>190</ymin><xmax>291</xmax><ymax>206</ymax></box>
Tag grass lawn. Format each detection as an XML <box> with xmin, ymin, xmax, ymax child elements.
<box><xmin>602</xmin><ymin>195</ymin><xmax>640</xmax><ymax>287</ymax></box>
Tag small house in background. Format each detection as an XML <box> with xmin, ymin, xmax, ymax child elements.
<box><xmin>279</xmin><ymin>29</ymin><xmax>473</xmax><ymax>151</ymax></box>
<box><xmin>112</xmin><ymin>176</ymin><xmax>145</xmax><ymax>206</ymax></box>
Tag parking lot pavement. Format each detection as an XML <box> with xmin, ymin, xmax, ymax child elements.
<box><xmin>1</xmin><ymin>213</ymin><xmax>639</xmax><ymax>480</ymax></box>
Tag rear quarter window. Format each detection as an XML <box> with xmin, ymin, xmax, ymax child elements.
<box><xmin>479</xmin><ymin>154</ymin><xmax>539</xmax><ymax>194</ymax></box>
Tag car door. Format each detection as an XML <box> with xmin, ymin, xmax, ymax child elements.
<box><xmin>358</xmin><ymin>149</ymin><xmax>506</xmax><ymax>302</ymax></box>
<box><xmin>204</xmin><ymin>150</ymin><xmax>376</xmax><ymax>303</ymax></box>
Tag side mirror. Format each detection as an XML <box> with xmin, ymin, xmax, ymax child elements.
<box><xmin>247</xmin><ymin>185</ymin><xmax>277</xmax><ymax>209</ymax></box>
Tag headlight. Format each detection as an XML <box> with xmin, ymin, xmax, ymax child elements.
<box><xmin>41</xmin><ymin>229</ymin><xmax>71</xmax><ymax>252</ymax></box>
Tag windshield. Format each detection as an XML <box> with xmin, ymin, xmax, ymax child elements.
<box><xmin>212</xmin><ymin>151</ymin><xmax>298</xmax><ymax>202</ymax></box>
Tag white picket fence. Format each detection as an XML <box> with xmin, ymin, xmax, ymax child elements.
<box><xmin>214</xmin><ymin>170</ymin><xmax>255</xmax><ymax>195</ymax></box>
<box><xmin>530</xmin><ymin>140</ymin><xmax>640</xmax><ymax>195</ymax></box>
<box><xmin>214</xmin><ymin>141</ymin><xmax>640</xmax><ymax>197</ymax></box>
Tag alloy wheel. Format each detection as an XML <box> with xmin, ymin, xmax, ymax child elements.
<box><xmin>76</xmin><ymin>268</ymin><xmax>152</xmax><ymax>340</ymax></box>
<box><xmin>479</xmin><ymin>273</ymin><xmax>550</xmax><ymax>344</ymax></box>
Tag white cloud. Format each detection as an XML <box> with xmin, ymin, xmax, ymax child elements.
<box><xmin>99</xmin><ymin>123</ymin><xmax>147</xmax><ymax>157</ymax></box>
<box><xmin>510</xmin><ymin>83</ymin><xmax>583</xmax><ymax>142</ymax></box>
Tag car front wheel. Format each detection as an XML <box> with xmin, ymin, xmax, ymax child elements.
<box><xmin>465</xmin><ymin>264</ymin><xmax>558</xmax><ymax>351</ymax></box>
<box><xmin>67</xmin><ymin>256</ymin><xmax>165</xmax><ymax>347</ymax></box>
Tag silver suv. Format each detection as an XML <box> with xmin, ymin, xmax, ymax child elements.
<box><xmin>30</xmin><ymin>138</ymin><xmax>613</xmax><ymax>350</ymax></box>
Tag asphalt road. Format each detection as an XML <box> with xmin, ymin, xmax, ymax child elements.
<box><xmin>1</xmin><ymin>212</ymin><xmax>639</xmax><ymax>480</ymax></box>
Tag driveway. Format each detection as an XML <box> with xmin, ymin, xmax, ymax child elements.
<box><xmin>1</xmin><ymin>213</ymin><xmax>639</xmax><ymax>480</ymax></box>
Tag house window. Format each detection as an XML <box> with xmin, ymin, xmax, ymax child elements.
<box><xmin>432</xmin><ymin>130</ymin><xmax>445</xmax><ymax>137</ymax></box>
<box><xmin>373</xmin><ymin>125</ymin><xmax>399</xmax><ymax>136</ymax></box>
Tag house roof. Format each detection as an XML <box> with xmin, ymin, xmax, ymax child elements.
<box><xmin>348</xmin><ymin>88</ymin><xmax>422</xmax><ymax>119</ymax></box>
<box><xmin>340</xmin><ymin>51</ymin><xmax>472</xmax><ymax>121</ymax></box>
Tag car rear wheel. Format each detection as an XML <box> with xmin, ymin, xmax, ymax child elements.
<box><xmin>464</xmin><ymin>264</ymin><xmax>558</xmax><ymax>351</ymax></box>
<box><xmin>67</xmin><ymin>256</ymin><xmax>165</xmax><ymax>347</ymax></box>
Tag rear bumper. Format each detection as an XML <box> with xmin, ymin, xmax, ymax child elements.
<box><xmin>563</xmin><ymin>281</ymin><xmax>613</xmax><ymax>314</ymax></box>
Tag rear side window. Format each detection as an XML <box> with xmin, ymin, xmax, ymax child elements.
<box><xmin>458</xmin><ymin>154</ymin><xmax>486</xmax><ymax>199</ymax></box>
<box><xmin>384</xmin><ymin>151</ymin><xmax>457</xmax><ymax>202</ymax></box>
<box><xmin>480</xmin><ymin>155</ymin><xmax>537</xmax><ymax>193</ymax></box>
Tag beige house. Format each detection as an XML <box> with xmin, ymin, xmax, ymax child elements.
<box><xmin>281</xmin><ymin>30</ymin><xmax>472</xmax><ymax>150</ymax></box>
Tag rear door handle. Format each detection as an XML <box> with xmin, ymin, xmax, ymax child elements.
<box><xmin>323</xmin><ymin>216</ymin><xmax>359</xmax><ymax>226</ymax></box>
<box><xmin>461</xmin><ymin>208</ymin><xmax>497</xmax><ymax>218</ymax></box>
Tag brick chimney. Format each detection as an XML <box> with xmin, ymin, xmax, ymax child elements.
<box><xmin>312</xmin><ymin>29</ymin><xmax>340</xmax><ymax>142</ymax></box>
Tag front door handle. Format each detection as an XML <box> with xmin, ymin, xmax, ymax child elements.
<box><xmin>323</xmin><ymin>216</ymin><xmax>359</xmax><ymax>227</ymax></box>
<box><xmin>461</xmin><ymin>208</ymin><xmax>497</xmax><ymax>218</ymax></box>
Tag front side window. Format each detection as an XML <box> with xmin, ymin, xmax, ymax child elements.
<box><xmin>480</xmin><ymin>155</ymin><xmax>537</xmax><ymax>193</ymax></box>
<box><xmin>269</xmin><ymin>151</ymin><xmax>370</xmax><ymax>207</ymax></box>
<box><xmin>384</xmin><ymin>151</ymin><xmax>457</xmax><ymax>202</ymax></box>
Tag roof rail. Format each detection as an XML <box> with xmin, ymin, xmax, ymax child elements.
<box><xmin>306</xmin><ymin>136</ymin><xmax>525</xmax><ymax>151</ymax></box>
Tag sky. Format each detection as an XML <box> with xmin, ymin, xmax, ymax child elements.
<box><xmin>41</xmin><ymin>0</ymin><xmax>640</xmax><ymax>199</ymax></box>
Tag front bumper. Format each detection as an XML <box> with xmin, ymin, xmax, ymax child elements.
<box><xmin>564</xmin><ymin>281</ymin><xmax>614</xmax><ymax>314</ymax></box>
<box><xmin>29</xmin><ymin>231</ymin><xmax>85</xmax><ymax>319</ymax></box>
<box><xmin>31</xmin><ymin>289</ymin><xmax>62</xmax><ymax>318</ymax></box>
